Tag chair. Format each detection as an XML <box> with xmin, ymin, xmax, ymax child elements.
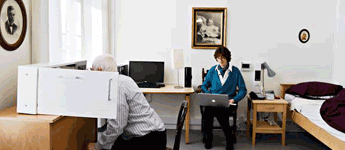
<box><xmin>89</xmin><ymin>101</ymin><xmax>188</xmax><ymax>150</ymax></box>
<box><xmin>198</xmin><ymin>68</ymin><xmax>238</xmax><ymax>144</ymax></box>
<box><xmin>166</xmin><ymin>100</ymin><xmax>188</xmax><ymax>150</ymax></box>
<box><xmin>200</xmin><ymin>103</ymin><xmax>238</xmax><ymax>143</ymax></box>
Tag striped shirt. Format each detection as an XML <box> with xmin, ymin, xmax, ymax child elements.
<box><xmin>95</xmin><ymin>75</ymin><xmax>165</xmax><ymax>150</ymax></box>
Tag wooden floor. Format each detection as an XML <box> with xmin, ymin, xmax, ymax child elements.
<box><xmin>166</xmin><ymin>129</ymin><xmax>331</xmax><ymax>150</ymax></box>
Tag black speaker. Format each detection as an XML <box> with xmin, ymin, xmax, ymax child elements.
<box><xmin>117</xmin><ymin>65</ymin><xmax>128</xmax><ymax>76</ymax></box>
<box><xmin>184</xmin><ymin>67</ymin><xmax>192</xmax><ymax>87</ymax></box>
<box><xmin>254</xmin><ymin>70</ymin><xmax>261</xmax><ymax>81</ymax></box>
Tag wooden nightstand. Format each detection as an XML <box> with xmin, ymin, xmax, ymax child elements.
<box><xmin>246</xmin><ymin>97</ymin><xmax>288</xmax><ymax>146</ymax></box>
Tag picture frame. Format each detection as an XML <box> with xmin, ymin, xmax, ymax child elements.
<box><xmin>299</xmin><ymin>29</ymin><xmax>310</xmax><ymax>44</ymax></box>
<box><xmin>192</xmin><ymin>7</ymin><xmax>227</xmax><ymax>49</ymax></box>
<box><xmin>0</xmin><ymin>0</ymin><xmax>27</xmax><ymax>51</ymax></box>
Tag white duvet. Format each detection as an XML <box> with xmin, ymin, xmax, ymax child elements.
<box><xmin>285</xmin><ymin>94</ymin><xmax>345</xmax><ymax>142</ymax></box>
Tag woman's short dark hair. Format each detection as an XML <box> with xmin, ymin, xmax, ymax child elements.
<box><xmin>214</xmin><ymin>46</ymin><xmax>231</xmax><ymax>62</ymax></box>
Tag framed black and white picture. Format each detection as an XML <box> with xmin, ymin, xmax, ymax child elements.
<box><xmin>192</xmin><ymin>7</ymin><xmax>227</xmax><ymax>49</ymax></box>
<box><xmin>299</xmin><ymin>29</ymin><xmax>310</xmax><ymax>44</ymax></box>
<box><xmin>0</xmin><ymin>0</ymin><xmax>27</xmax><ymax>51</ymax></box>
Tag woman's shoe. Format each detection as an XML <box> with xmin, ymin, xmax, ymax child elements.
<box><xmin>204</xmin><ymin>133</ymin><xmax>213</xmax><ymax>149</ymax></box>
<box><xmin>204</xmin><ymin>142</ymin><xmax>212</xmax><ymax>149</ymax></box>
<box><xmin>226</xmin><ymin>141</ymin><xmax>234</xmax><ymax>150</ymax></box>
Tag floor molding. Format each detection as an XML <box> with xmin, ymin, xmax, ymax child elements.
<box><xmin>164</xmin><ymin>120</ymin><xmax>304</xmax><ymax>132</ymax></box>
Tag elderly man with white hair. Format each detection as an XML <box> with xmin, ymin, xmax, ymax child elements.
<box><xmin>89</xmin><ymin>54</ymin><xmax>166</xmax><ymax>150</ymax></box>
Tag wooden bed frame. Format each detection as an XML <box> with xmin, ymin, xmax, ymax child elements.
<box><xmin>280</xmin><ymin>83</ymin><xmax>345</xmax><ymax>150</ymax></box>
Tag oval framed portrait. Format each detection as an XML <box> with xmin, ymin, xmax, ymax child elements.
<box><xmin>299</xmin><ymin>29</ymin><xmax>310</xmax><ymax>44</ymax></box>
<box><xmin>0</xmin><ymin>0</ymin><xmax>27</xmax><ymax>51</ymax></box>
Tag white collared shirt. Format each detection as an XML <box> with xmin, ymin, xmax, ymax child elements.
<box><xmin>215</xmin><ymin>64</ymin><xmax>233</xmax><ymax>86</ymax></box>
<box><xmin>95</xmin><ymin>75</ymin><xmax>165</xmax><ymax>150</ymax></box>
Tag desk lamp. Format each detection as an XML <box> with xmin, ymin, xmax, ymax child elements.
<box><xmin>254</xmin><ymin>62</ymin><xmax>276</xmax><ymax>97</ymax></box>
<box><xmin>262</xmin><ymin>62</ymin><xmax>277</xmax><ymax>125</ymax></box>
<box><xmin>261</xmin><ymin>62</ymin><xmax>276</xmax><ymax>96</ymax></box>
<box><xmin>172</xmin><ymin>49</ymin><xmax>184</xmax><ymax>89</ymax></box>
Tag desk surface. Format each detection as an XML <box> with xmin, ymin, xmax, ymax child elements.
<box><xmin>140</xmin><ymin>84</ymin><xmax>194</xmax><ymax>94</ymax></box>
<box><xmin>0</xmin><ymin>106</ymin><xmax>63</xmax><ymax>123</ymax></box>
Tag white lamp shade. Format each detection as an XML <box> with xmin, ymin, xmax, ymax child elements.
<box><xmin>172</xmin><ymin>49</ymin><xmax>184</xmax><ymax>69</ymax></box>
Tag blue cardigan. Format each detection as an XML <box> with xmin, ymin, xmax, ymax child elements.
<box><xmin>201</xmin><ymin>65</ymin><xmax>247</xmax><ymax>103</ymax></box>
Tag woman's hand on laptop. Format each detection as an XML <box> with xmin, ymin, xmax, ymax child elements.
<box><xmin>229</xmin><ymin>99</ymin><xmax>234</xmax><ymax>104</ymax></box>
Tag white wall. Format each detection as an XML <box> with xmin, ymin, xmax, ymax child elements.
<box><xmin>334</xmin><ymin>0</ymin><xmax>345</xmax><ymax>86</ymax></box>
<box><xmin>0</xmin><ymin>0</ymin><xmax>31</xmax><ymax>110</ymax></box>
<box><xmin>32</xmin><ymin>0</ymin><xmax>49</xmax><ymax>63</ymax></box>
<box><xmin>115</xmin><ymin>0</ymin><xmax>336</xmax><ymax>130</ymax></box>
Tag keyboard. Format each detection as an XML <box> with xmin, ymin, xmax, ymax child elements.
<box><xmin>137</xmin><ymin>82</ymin><xmax>161</xmax><ymax>88</ymax></box>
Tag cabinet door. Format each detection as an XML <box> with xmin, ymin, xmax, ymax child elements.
<box><xmin>17</xmin><ymin>66</ymin><xmax>39</xmax><ymax>114</ymax></box>
<box><xmin>37</xmin><ymin>68</ymin><xmax>118</xmax><ymax>119</ymax></box>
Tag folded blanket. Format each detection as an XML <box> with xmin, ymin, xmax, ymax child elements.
<box><xmin>320</xmin><ymin>88</ymin><xmax>345</xmax><ymax>133</ymax></box>
<box><xmin>286</xmin><ymin>81</ymin><xmax>343</xmax><ymax>99</ymax></box>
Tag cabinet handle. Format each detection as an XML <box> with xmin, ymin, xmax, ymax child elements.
<box><xmin>108</xmin><ymin>79</ymin><xmax>112</xmax><ymax>101</ymax></box>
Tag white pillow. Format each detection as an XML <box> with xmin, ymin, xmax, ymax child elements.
<box><xmin>305</xmin><ymin>95</ymin><xmax>335</xmax><ymax>100</ymax></box>
<box><xmin>284</xmin><ymin>93</ymin><xmax>296</xmax><ymax>102</ymax></box>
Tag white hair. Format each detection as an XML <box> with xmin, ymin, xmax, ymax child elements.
<box><xmin>92</xmin><ymin>54</ymin><xmax>117</xmax><ymax>72</ymax></box>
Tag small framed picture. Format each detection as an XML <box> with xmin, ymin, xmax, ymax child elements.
<box><xmin>0</xmin><ymin>0</ymin><xmax>27</xmax><ymax>51</ymax></box>
<box><xmin>299</xmin><ymin>29</ymin><xmax>310</xmax><ymax>43</ymax></box>
<box><xmin>192</xmin><ymin>7</ymin><xmax>227</xmax><ymax>49</ymax></box>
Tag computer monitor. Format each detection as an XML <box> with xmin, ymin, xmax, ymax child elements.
<box><xmin>129</xmin><ymin>61</ymin><xmax>164</xmax><ymax>83</ymax></box>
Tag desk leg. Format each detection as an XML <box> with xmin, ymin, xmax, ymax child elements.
<box><xmin>185</xmin><ymin>94</ymin><xmax>190</xmax><ymax>144</ymax></box>
<box><xmin>246</xmin><ymin>106</ymin><xmax>250</xmax><ymax>138</ymax></box>
<box><xmin>252</xmin><ymin>104</ymin><xmax>257</xmax><ymax>146</ymax></box>
<box><xmin>282</xmin><ymin>104</ymin><xmax>287</xmax><ymax>146</ymax></box>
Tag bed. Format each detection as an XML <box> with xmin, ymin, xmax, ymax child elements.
<box><xmin>280</xmin><ymin>83</ymin><xmax>345</xmax><ymax>150</ymax></box>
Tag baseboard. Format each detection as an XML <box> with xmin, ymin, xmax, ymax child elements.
<box><xmin>164</xmin><ymin>124</ymin><xmax>202</xmax><ymax>130</ymax></box>
<box><xmin>164</xmin><ymin>120</ymin><xmax>304</xmax><ymax>132</ymax></box>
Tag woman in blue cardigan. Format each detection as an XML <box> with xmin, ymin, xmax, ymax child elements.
<box><xmin>201</xmin><ymin>46</ymin><xmax>247</xmax><ymax>150</ymax></box>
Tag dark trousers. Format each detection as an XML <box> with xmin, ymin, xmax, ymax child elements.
<box><xmin>202</xmin><ymin>106</ymin><xmax>235</xmax><ymax>148</ymax></box>
<box><xmin>111</xmin><ymin>130</ymin><xmax>167</xmax><ymax>150</ymax></box>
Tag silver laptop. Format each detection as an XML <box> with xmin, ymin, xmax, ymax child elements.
<box><xmin>198</xmin><ymin>93</ymin><xmax>236</xmax><ymax>107</ymax></box>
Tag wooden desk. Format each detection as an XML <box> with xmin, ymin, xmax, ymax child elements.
<box><xmin>246</xmin><ymin>98</ymin><xmax>288</xmax><ymax>146</ymax></box>
<box><xmin>140</xmin><ymin>85</ymin><xmax>194</xmax><ymax>144</ymax></box>
<box><xmin>0</xmin><ymin>106</ymin><xmax>96</xmax><ymax>150</ymax></box>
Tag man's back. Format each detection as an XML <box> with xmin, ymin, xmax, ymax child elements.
<box><xmin>117</xmin><ymin>75</ymin><xmax>165</xmax><ymax>137</ymax></box>
<box><xmin>96</xmin><ymin>75</ymin><xmax>165</xmax><ymax>149</ymax></box>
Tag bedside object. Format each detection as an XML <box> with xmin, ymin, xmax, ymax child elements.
<box><xmin>266</xmin><ymin>93</ymin><xmax>275</xmax><ymax>100</ymax></box>
<box><xmin>246</xmin><ymin>97</ymin><xmax>288</xmax><ymax>146</ymax></box>
<box><xmin>253</xmin><ymin>62</ymin><xmax>276</xmax><ymax>98</ymax></box>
